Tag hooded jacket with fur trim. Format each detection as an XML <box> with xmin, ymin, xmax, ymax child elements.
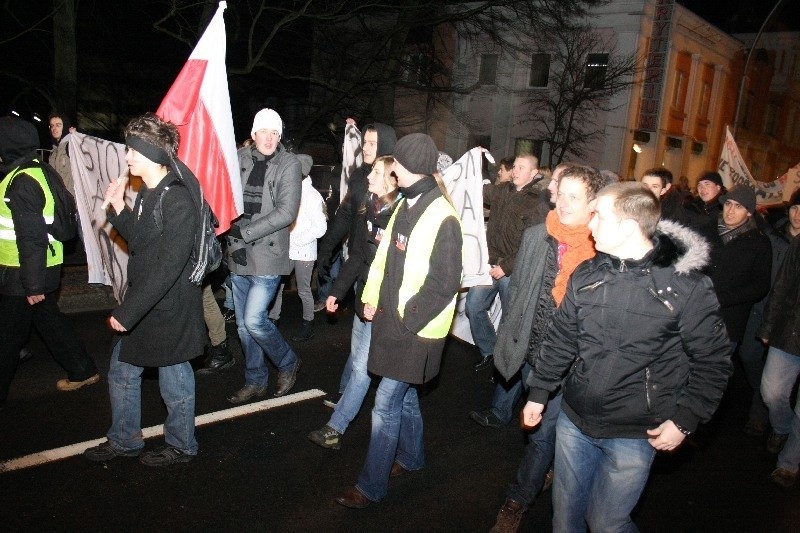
<box><xmin>527</xmin><ymin>220</ymin><xmax>733</xmax><ymax>438</ymax></box>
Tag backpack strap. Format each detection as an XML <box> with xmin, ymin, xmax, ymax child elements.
<box><xmin>153</xmin><ymin>178</ymin><xmax>184</xmax><ymax>234</ymax></box>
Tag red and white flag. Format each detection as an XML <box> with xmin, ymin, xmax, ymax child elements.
<box><xmin>157</xmin><ymin>1</ymin><xmax>242</xmax><ymax>233</ymax></box>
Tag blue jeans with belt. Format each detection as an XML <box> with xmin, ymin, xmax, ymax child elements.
<box><xmin>231</xmin><ymin>274</ymin><xmax>298</xmax><ymax>387</ymax></box>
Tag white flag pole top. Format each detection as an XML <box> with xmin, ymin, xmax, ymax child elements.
<box><xmin>188</xmin><ymin>1</ymin><xmax>242</xmax><ymax>215</ymax></box>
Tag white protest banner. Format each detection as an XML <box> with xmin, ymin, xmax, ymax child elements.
<box><xmin>780</xmin><ymin>163</ymin><xmax>800</xmax><ymax>202</ymax></box>
<box><xmin>340</xmin><ymin>122</ymin><xmax>362</xmax><ymax>203</ymax></box>
<box><xmin>69</xmin><ymin>132</ymin><xmax>138</xmax><ymax>303</ymax></box>
<box><xmin>441</xmin><ymin>147</ymin><xmax>500</xmax><ymax>343</ymax></box>
<box><xmin>718</xmin><ymin>126</ymin><xmax>784</xmax><ymax>206</ymax></box>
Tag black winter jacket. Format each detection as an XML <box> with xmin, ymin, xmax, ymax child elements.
<box><xmin>708</xmin><ymin>222</ymin><xmax>771</xmax><ymax>342</ymax></box>
<box><xmin>317</xmin><ymin>123</ymin><xmax>396</xmax><ymax>270</ymax></box>
<box><xmin>329</xmin><ymin>194</ymin><xmax>399</xmax><ymax>318</ymax></box>
<box><xmin>528</xmin><ymin>220</ymin><xmax>733</xmax><ymax>437</ymax></box>
<box><xmin>758</xmin><ymin>236</ymin><xmax>800</xmax><ymax>356</ymax></box>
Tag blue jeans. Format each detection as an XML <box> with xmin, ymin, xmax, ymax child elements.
<box><xmin>107</xmin><ymin>339</ymin><xmax>198</xmax><ymax>455</ymax></box>
<box><xmin>223</xmin><ymin>275</ymin><xmax>234</xmax><ymax>310</ymax></box>
<box><xmin>761</xmin><ymin>346</ymin><xmax>800</xmax><ymax>473</ymax></box>
<box><xmin>553</xmin><ymin>412</ymin><xmax>655</xmax><ymax>532</ymax></box>
<box><xmin>507</xmin><ymin>392</ymin><xmax>562</xmax><ymax>507</ymax></box>
<box><xmin>329</xmin><ymin>315</ymin><xmax>372</xmax><ymax>434</ymax></box>
<box><xmin>231</xmin><ymin>274</ymin><xmax>298</xmax><ymax>387</ymax></box>
<box><xmin>356</xmin><ymin>377</ymin><xmax>424</xmax><ymax>501</ymax></box>
<box><xmin>490</xmin><ymin>363</ymin><xmax>531</xmax><ymax>424</ymax></box>
<box><xmin>465</xmin><ymin>276</ymin><xmax>510</xmax><ymax>357</ymax></box>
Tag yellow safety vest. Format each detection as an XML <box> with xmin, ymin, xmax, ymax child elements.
<box><xmin>362</xmin><ymin>195</ymin><xmax>463</xmax><ymax>339</ymax></box>
<box><xmin>0</xmin><ymin>162</ymin><xmax>63</xmax><ymax>267</ymax></box>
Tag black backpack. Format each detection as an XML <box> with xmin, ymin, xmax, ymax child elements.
<box><xmin>18</xmin><ymin>160</ymin><xmax>79</xmax><ymax>242</ymax></box>
<box><xmin>154</xmin><ymin>176</ymin><xmax>223</xmax><ymax>286</ymax></box>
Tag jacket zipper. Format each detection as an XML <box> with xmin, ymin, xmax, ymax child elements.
<box><xmin>645</xmin><ymin>367</ymin><xmax>652</xmax><ymax>411</ymax></box>
<box><xmin>647</xmin><ymin>287</ymin><xmax>674</xmax><ymax>312</ymax></box>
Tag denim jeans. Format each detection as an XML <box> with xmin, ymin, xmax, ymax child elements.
<box><xmin>506</xmin><ymin>392</ymin><xmax>562</xmax><ymax>507</ymax></box>
<box><xmin>0</xmin><ymin>293</ymin><xmax>97</xmax><ymax>402</ymax></box>
<box><xmin>490</xmin><ymin>363</ymin><xmax>531</xmax><ymax>425</ymax></box>
<box><xmin>356</xmin><ymin>377</ymin><xmax>424</xmax><ymax>501</ymax></box>
<box><xmin>107</xmin><ymin>339</ymin><xmax>198</xmax><ymax>455</ymax></box>
<box><xmin>553</xmin><ymin>411</ymin><xmax>655</xmax><ymax>532</ymax></box>
<box><xmin>329</xmin><ymin>315</ymin><xmax>372</xmax><ymax>434</ymax></box>
<box><xmin>465</xmin><ymin>276</ymin><xmax>510</xmax><ymax>357</ymax></box>
<box><xmin>761</xmin><ymin>346</ymin><xmax>800</xmax><ymax>473</ymax></box>
<box><xmin>223</xmin><ymin>274</ymin><xmax>234</xmax><ymax>309</ymax></box>
<box><xmin>231</xmin><ymin>274</ymin><xmax>298</xmax><ymax>387</ymax></box>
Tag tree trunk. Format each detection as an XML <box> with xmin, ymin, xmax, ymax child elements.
<box><xmin>53</xmin><ymin>0</ymin><xmax>77</xmax><ymax>122</ymax></box>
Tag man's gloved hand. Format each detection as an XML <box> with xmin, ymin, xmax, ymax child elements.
<box><xmin>231</xmin><ymin>248</ymin><xmax>247</xmax><ymax>266</ymax></box>
<box><xmin>227</xmin><ymin>223</ymin><xmax>243</xmax><ymax>240</ymax></box>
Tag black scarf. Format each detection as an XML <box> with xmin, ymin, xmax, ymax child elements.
<box><xmin>400</xmin><ymin>175</ymin><xmax>436</xmax><ymax>199</ymax></box>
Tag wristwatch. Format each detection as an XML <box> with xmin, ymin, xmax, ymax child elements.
<box><xmin>673</xmin><ymin>422</ymin><xmax>692</xmax><ymax>436</ymax></box>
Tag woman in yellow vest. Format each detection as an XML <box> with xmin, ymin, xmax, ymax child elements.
<box><xmin>336</xmin><ymin>133</ymin><xmax>463</xmax><ymax>508</ymax></box>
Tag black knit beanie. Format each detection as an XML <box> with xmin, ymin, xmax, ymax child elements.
<box><xmin>393</xmin><ymin>133</ymin><xmax>438</xmax><ymax>175</ymax></box>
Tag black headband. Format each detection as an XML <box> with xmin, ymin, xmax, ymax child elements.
<box><xmin>126</xmin><ymin>135</ymin><xmax>172</xmax><ymax>166</ymax></box>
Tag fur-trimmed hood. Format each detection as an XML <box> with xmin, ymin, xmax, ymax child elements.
<box><xmin>651</xmin><ymin>219</ymin><xmax>710</xmax><ymax>274</ymax></box>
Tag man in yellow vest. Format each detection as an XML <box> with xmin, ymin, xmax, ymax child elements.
<box><xmin>0</xmin><ymin>117</ymin><xmax>99</xmax><ymax>410</ymax></box>
<box><xmin>336</xmin><ymin>132</ymin><xmax>463</xmax><ymax>508</ymax></box>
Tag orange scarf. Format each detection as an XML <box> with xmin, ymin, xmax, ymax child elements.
<box><xmin>545</xmin><ymin>210</ymin><xmax>595</xmax><ymax>305</ymax></box>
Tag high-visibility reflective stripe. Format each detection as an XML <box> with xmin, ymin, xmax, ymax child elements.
<box><xmin>0</xmin><ymin>229</ymin><xmax>57</xmax><ymax>242</ymax></box>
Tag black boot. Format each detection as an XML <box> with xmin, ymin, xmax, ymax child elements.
<box><xmin>473</xmin><ymin>354</ymin><xmax>494</xmax><ymax>371</ymax></box>
<box><xmin>291</xmin><ymin>320</ymin><xmax>315</xmax><ymax>342</ymax></box>
<box><xmin>197</xmin><ymin>340</ymin><xmax>235</xmax><ymax>374</ymax></box>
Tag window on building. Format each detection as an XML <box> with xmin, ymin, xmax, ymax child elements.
<box><xmin>741</xmin><ymin>92</ymin><xmax>754</xmax><ymax>129</ymax></box>
<box><xmin>699</xmin><ymin>82</ymin><xmax>711</xmax><ymax>120</ymax></box>
<box><xmin>584</xmin><ymin>53</ymin><xmax>609</xmax><ymax>89</ymax></box>
<box><xmin>529</xmin><ymin>53</ymin><xmax>550</xmax><ymax>87</ymax></box>
<box><xmin>765</xmin><ymin>103</ymin><xmax>781</xmax><ymax>137</ymax></box>
<box><xmin>479</xmin><ymin>54</ymin><xmax>499</xmax><ymax>85</ymax></box>
<box><xmin>515</xmin><ymin>138</ymin><xmax>543</xmax><ymax>159</ymax></box>
<box><xmin>402</xmin><ymin>50</ymin><xmax>432</xmax><ymax>86</ymax></box>
<box><xmin>672</xmin><ymin>71</ymin><xmax>688</xmax><ymax>111</ymax></box>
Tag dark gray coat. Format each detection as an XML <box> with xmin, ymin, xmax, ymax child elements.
<box><xmin>493</xmin><ymin>224</ymin><xmax>552</xmax><ymax>380</ymax></box>
<box><xmin>109</xmin><ymin>175</ymin><xmax>205</xmax><ymax>367</ymax></box>
<box><xmin>226</xmin><ymin>144</ymin><xmax>301</xmax><ymax>276</ymax></box>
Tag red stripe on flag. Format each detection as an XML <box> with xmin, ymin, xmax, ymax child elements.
<box><xmin>157</xmin><ymin>59</ymin><xmax>238</xmax><ymax>234</ymax></box>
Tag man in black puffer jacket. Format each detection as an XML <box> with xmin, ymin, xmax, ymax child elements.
<box><xmin>524</xmin><ymin>183</ymin><xmax>732</xmax><ymax>532</ymax></box>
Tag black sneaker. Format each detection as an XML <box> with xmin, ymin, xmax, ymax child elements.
<box><xmin>84</xmin><ymin>441</ymin><xmax>142</xmax><ymax>462</ymax></box>
<box><xmin>222</xmin><ymin>307</ymin><xmax>235</xmax><ymax>322</ymax></box>
<box><xmin>469</xmin><ymin>409</ymin><xmax>505</xmax><ymax>428</ymax></box>
<box><xmin>308</xmin><ymin>425</ymin><xmax>342</xmax><ymax>449</ymax></box>
<box><xmin>139</xmin><ymin>445</ymin><xmax>194</xmax><ymax>467</ymax></box>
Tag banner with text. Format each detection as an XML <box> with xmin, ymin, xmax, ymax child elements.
<box><xmin>441</xmin><ymin>147</ymin><xmax>500</xmax><ymax>343</ymax></box>
<box><xmin>69</xmin><ymin>132</ymin><xmax>138</xmax><ymax>303</ymax></box>
<box><xmin>719</xmin><ymin>126</ymin><xmax>787</xmax><ymax>206</ymax></box>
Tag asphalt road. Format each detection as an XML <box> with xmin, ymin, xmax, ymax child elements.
<box><xmin>1</xmin><ymin>294</ymin><xmax>799</xmax><ymax>532</ymax></box>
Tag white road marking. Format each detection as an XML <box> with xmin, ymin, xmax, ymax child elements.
<box><xmin>0</xmin><ymin>388</ymin><xmax>326</xmax><ymax>473</ymax></box>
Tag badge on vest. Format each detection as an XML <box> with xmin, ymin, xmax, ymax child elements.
<box><xmin>395</xmin><ymin>233</ymin><xmax>407</xmax><ymax>251</ymax></box>
<box><xmin>375</xmin><ymin>227</ymin><xmax>385</xmax><ymax>243</ymax></box>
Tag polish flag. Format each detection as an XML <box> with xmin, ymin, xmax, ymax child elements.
<box><xmin>156</xmin><ymin>1</ymin><xmax>242</xmax><ymax>234</ymax></box>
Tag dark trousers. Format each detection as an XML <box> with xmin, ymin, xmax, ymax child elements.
<box><xmin>0</xmin><ymin>293</ymin><xmax>97</xmax><ymax>402</ymax></box>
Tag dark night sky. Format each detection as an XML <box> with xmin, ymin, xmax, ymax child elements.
<box><xmin>1</xmin><ymin>0</ymin><xmax>799</xmax><ymax>142</ymax></box>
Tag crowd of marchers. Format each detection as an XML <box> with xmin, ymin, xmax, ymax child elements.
<box><xmin>1</xmin><ymin>107</ymin><xmax>799</xmax><ymax>531</ymax></box>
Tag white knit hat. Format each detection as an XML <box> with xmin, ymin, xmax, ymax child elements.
<box><xmin>251</xmin><ymin>108</ymin><xmax>283</xmax><ymax>136</ymax></box>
